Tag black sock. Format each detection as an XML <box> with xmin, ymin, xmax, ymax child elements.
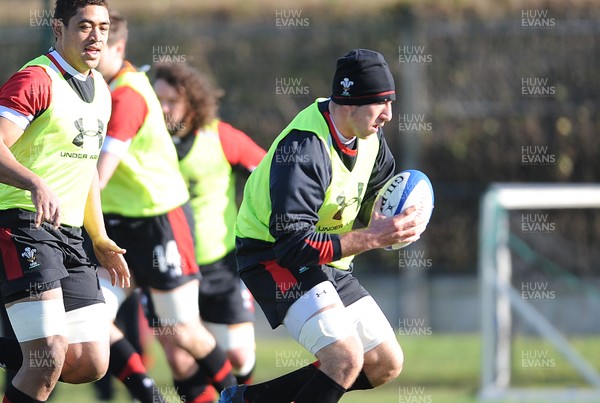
<box><xmin>244</xmin><ymin>362</ymin><xmax>318</xmax><ymax>402</ymax></box>
<box><xmin>93</xmin><ymin>373</ymin><xmax>115</xmax><ymax>401</ymax></box>
<box><xmin>195</xmin><ymin>346</ymin><xmax>236</xmax><ymax>392</ymax></box>
<box><xmin>4</xmin><ymin>383</ymin><xmax>45</xmax><ymax>403</ymax></box>
<box><xmin>293</xmin><ymin>370</ymin><xmax>346</xmax><ymax>403</ymax></box>
<box><xmin>109</xmin><ymin>338</ymin><xmax>163</xmax><ymax>403</ymax></box>
<box><xmin>173</xmin><ymin>367</ymin><xmax>216</xmax><ymax>403</ymax></box>
<box><xmin>347</xmin><ymin>370</ymin><xmax>374</xmax><ymax>391</ymax></box>
<box><xmin>0</xmin><ymin>338</ymin><xmax>22</xmax><ymax>370</ymax></box>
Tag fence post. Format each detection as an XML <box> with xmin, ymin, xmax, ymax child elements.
<box><xmin>396</xmin><ymin>7</ymin><xmax>431</xmax><ymax>331</ymax></box>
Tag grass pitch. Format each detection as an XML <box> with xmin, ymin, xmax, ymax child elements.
<box><xmin>2</xmin><ymin>333</ymin><xmax>600</xmax><ymax>402</ymax></box>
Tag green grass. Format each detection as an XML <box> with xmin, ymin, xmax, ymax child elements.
<box><xmin>3</xmin><ymin>334</ymin><xmax>600</xmax><ymax>402</ymax></box>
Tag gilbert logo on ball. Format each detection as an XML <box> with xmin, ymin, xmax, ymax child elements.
<box><xmin>377</xmin><ymin>169</ymin><xmax>434</xmax><ymax>250</ymax></box>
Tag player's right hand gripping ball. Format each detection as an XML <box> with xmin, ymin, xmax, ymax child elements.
<box><xmin>376</xmin><ymin>169</ymin><xmax>434</xmax><ymax>250</ymax></box>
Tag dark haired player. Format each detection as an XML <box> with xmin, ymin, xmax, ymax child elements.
<box><xmin>0</xmin><ymin>1</ymin><xmax>130</xmax><ymax>402</ymax></box>
<box><xmin>153</xmin><ymin>63</ymin><xmax>266</xmax><ymax>396</ymax></box>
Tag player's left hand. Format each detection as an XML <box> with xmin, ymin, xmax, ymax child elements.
<box><xmin>93</xmin><ymin>238</ymin><xmax>130</xmax><ymax>288</ymax></box>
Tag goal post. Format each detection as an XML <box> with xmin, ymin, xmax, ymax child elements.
<box><xmin>478</xmin><ymin>184</ymin><xmax>600</xmax><ymax>402</ymax></box>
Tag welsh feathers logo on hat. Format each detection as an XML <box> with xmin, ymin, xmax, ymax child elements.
<box><xmin>340</xmin><ymin>78</ymin><xmax>354</xmax><ymax>96</ymax></box>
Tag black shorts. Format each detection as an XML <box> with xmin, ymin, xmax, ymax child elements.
<box><xmin>240</xmin><ymin>261</ymin><xmax>369</xmax><ymax>329</ymax></box>
<box><xmin>199</xmin><ymin>251</ymin><xmax>254</xmax><ymax>325</ymax></box>
<box><xmin>103</xmin><ymin>205</ymin><xmax>200</xmax><ymax>292</ymax></box>
<box><xmin>0</xmin><ymin>209</ymin><xmax>104</xmax><ymax>309</ymax></box>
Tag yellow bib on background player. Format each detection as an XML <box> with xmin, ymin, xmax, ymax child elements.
<box><xmin>178</xmin><ymin>119</ymin><xmax>238</xmax><ymax>265</ymax></box>
<box><xmin>100</xmin><ymin>70</ymin><xmax>189</xmax><ymax>217</ymax></box>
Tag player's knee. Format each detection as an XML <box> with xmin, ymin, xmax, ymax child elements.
<box><xmin>173</xmin><ymin>321</ymin><xmax>216</xmax><ymax>353</ymax></box>
<box><xmin>75</xmin><ymin>359</ymin><xmax>108</xmax><ymax>383</ymax></box>
<box><xmin>28</xmin><ymin>336</ymin><xmax>68</xmax><ymax>375</ymax></box>
<box><xmin>367</xmin><ymin>344</ymin><xmax>404</xmax><ymax>387</ymax></box>
<box><xmin>228</xmin><ymin>347</ymin><xmax>254</xmax><ymax>373</ymax></box>
<box><xmin>337</xmin><ymin>347</ymin><xmax>364</xmax><ymax>380</ymax></box>
<box><xmin>318</xmin><ymin>337</ymin><xmax>364</xmax><ymax>380</ymax></box>
<box><xmin>164</xmin><ymin>352</ymin><xmax>194</xmax><ymax>380</ymax></box>
<box><xmin>227</xmin><ymin>348</ymin><xmax>245</xmax><ymax>369</ymax></box>
<box><xmin>63</xmin><ymin>347</ymin><xmax>109</xmax><ymax>383</ymax></box>
<box><xmin>61</xmin><ymin>304</ymin><xmax>112</xmax><ymax>382</ymax></box>
<box><xmin>90</xmin><ymin>350</ymin><xmax>110</xmax><ymax>380</ymax></box>
<box><xmin>158</xmin><ymin>336</ymin><xmax>198</xmax><ymax>379</ymax></box>
<box><xmin>373</xmin><ymin>356</ymin><xmax>403</xmax><ymax>386</ymax></box>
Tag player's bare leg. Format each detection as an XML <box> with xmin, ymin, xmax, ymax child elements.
<box><xmin>4</xmin><ymin>289</ymin><xmax>68</xmax><ymax>401</ymax></box>
<box><xmin>314</xmin><ymin>334</ymin><xmax>364</xmax><ymax>389</ymax></box>
<box><xmin>360</xmin><ymin>339</ymin><xmax>404</xmax><ymax>386</ymax></box>
<box><xmin>151</xmin><ymin>281</ymin><xmax>236</xmax><ymax>397</ymax></box>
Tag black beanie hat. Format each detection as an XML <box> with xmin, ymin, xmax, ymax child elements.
<box><xmin>331</xmin><ymin>49</ymin><xmax>396</xmax><ymax>106</ymax></box>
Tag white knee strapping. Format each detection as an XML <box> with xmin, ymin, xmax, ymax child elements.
<box><xmin>204</xmin><ymin>322</ymin><xmax>255</xmax><ymax>351</ymax></box>
<box><xmin>65</xmin><ymin>303</ymin><xmax>110</xmax><ymax>343</ymax></box>
<box><xmin>297</xmin><ymin>306</ymin><xmax>357</xmax><ymax>355</ymax></box>
<box><xmin>204</xmin><ymin>322</ymin><xmax>256</xmax><ymax>376</ymax></box>
<box><xmin>345</xmin><ymin>296</ymin><xmax>396</xmax><ymax>353</ymax></box>
<box><xmin>283</xmin><ymin>281</ymin><xmax>356</xmax><ymax>355</ymax></box>
<box><xmin>99</xmin><ymin>276</ymin><xmax>127</xmax><ymax>321</ymax></box>
<box><xmin>150</xmin><ymin>283</ymin><xmax>200</xmax><ymax>326</ymax></box>
<box><xmin>283</xmin><ymin>281</ymin><xmax>342</xmax><ymax>340</ymax></box>
<box><xmin>6</xmin><ymin>299</ymin><xmax>67</xmax><ymax>342</ymax></box>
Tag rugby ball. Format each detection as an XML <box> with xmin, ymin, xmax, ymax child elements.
<box><xmin>376</xmin><ymin>169</ymin><xmax>434</xmax><ymax>250</ymax></box>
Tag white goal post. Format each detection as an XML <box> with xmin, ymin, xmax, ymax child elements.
<box><xmin>478</xmin><ymin>184</ymin><xmax>600</xmax><ymax>402</ymax></box>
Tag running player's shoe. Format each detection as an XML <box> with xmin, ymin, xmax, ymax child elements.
<box><xmin>218</xmin><ymin>385</ymin><xmax>247</xmax><ymax>403</ymax></box>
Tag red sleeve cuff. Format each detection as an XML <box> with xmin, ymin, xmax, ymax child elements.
<box><xmin>304</xmin><ymin>236</ymin><xmax>341</xmax><ymax>265</ymax></box>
